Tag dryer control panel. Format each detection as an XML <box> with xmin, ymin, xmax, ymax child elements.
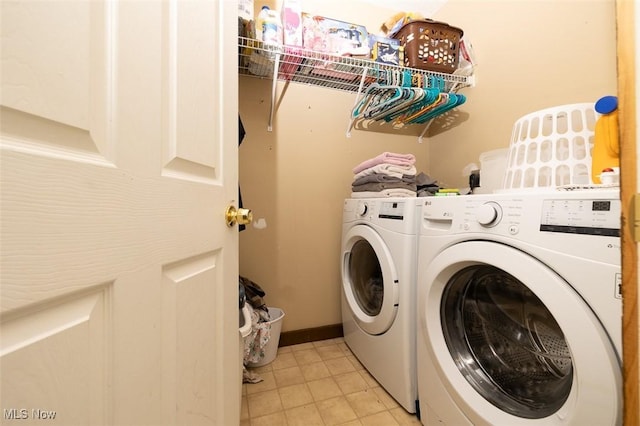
<box><xmin>344</xmin><ymin>198</ymin><xmax>420</xmax><ymax>235</ymax></box>
<box><xmin>378</xmin><ymin>201</ymin><xmax>406</xmax><ymax>220</ymax></box>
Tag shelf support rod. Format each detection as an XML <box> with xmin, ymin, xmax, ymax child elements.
<box><xmin>268</xmin><ymin>52</ymin><xmax>281</xmax><ymax>132</ymax></box>
<box><xmin>346</xmin><ymin>66</ymin><xmax>369</xmax><ymax>138</ymax></box>
<box><xmin>418</xmin><ymin>119</ymin><xmax>435</xmax><ymax>143</ymax></box>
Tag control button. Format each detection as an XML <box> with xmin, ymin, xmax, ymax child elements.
<box><xmin>476</xmin><ymin>202</ymin><xmax>502</xmax><ymax>227</ymax></box>
<box><xmin>356</xmin><ymin>202</ymin><xmax>368</xmax><ymax>216</ymax></box>
<box><xmin>508</xmin><ymin>225</ymin><xmax>519</xmax><ymax>235</ymax></box>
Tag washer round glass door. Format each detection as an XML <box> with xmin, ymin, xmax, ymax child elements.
<box><xmin>419</xmin><ymin>241</ymin><xmax>621</xmax><ymax>425</ymax></box>
<box><xmin>443</xmin><ymin>265</ymin><xmax>571</xmax><ymax>418</ymax></box>
<box><xmin>342</xmin><ymin>225</ymin><xmax>399</xmax><ymax>335</ymax></box>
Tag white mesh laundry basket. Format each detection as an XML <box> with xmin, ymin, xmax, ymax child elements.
<box><xmin>502</xmin><ymin>103</ymin><xmax>597</xmax><ymax>191</ymax></box>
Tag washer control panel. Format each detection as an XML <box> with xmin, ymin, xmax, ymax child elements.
<box><xmin>459</xmin><ymin>197</ymin><xmax>525</xmax><ymax>233</ymax></box>
<box><xmin>423</xmin><ymin>192</ymin><xmax>621</xmax><ymax>240</ymax></box>
<box><xmin>540</xmin><ymin>198</ymin><xmax>620</xmax><ymax>236</ymax></box>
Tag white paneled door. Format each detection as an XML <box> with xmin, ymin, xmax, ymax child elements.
<box><xmin>0</xmin><ymin>1</ymin><xmax>239</xmax><ymax>425</ymax></box>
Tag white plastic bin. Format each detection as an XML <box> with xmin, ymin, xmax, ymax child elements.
<box><xmin>239</xmin><ymin>305</ymin><xmax>251</xmax><ymax>409</ymax></box>
<box><xmin>247</xmin><ymin>307</ymin><xmax>285</xmax><ymax>367</ymax></box>
<box><xmin>476</xmin><ymin>148</ymin><xmax>509</xmax><ymax>194</ymax></box>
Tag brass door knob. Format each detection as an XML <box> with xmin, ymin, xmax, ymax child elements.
<box><xmin>225</xmin><ymin>205</ymin><xmax>253</xmax><ymax>227</ymax></box>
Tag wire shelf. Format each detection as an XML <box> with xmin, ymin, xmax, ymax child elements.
<box><xmin>238</xmin><ymin>36</ymin><xmax>474</xmax><ymax>94</ymax></box>
<box><xmin>238</xmin><ymin>36</ymin><xmax>474</xmax><ymax>139</ymax></box>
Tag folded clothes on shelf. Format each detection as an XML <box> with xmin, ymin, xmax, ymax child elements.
<box><xmin>350</xmin><ymin>188</ymin><xmax>417</xmax><ymax>199</ymax></box>
<box><xmin>353</xmin><ymin>163</ymin><xmax>417</xmax><ymax>180</ymax></box>
<box><xmin>352</xmin><ymin>151</ymin><xmax>416</xmax><ymax>174</ymax></box>
<box><xmin>351</xmin><ymin>152</ymin><xmax>417</xmax><ymax>198</ymax></box>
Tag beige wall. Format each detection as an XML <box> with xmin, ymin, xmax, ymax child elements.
<box><xmin>238</xmin><ymin>0</ymin><xmax>617</xmax><ymax>332</ymax></box>
<box><xmin>430</xmin><ymin>0</ymin><xmax>617</xmax><ymax>187</ymax></box>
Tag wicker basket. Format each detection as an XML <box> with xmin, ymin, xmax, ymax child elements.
<box><xmin>392</xmin><ymin>20</ymin><xmax>463</xmax><ymax>74</ymax></box>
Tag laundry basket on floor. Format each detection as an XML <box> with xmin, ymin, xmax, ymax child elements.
<box><xmin>247</xmin><ymin>307</ymin><xmax>285</xmax><ymax>367</ymax></box>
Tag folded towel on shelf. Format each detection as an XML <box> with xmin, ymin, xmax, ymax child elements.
<box><xmin>350</xmin><ymin>188</ymin><xmax>417</xmax><ymax>198</ymax></box>
<box><xmin>352</xmin><ymin>181</ymin><xmax>418</xmax><ymax>192</ymax></box>
<box><xmin>352</xmin><ymin>152</ymin><xmax>416</xmax><ymax>174</ymax></box>
<box><xmin>353</xmin><ymin>164</ymin><xmax>417</xmax><ymax>180</ymax></box>
<box><xmin>352</xmin><ymin>172</ymin><xmax>416</xmax><ymax>186</ymax></box>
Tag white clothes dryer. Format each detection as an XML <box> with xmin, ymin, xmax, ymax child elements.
<box><xmin>416</xmin><ymin>191</ymin><xmax>622</xmax><ymax>425</ymax></box>
<box><xmin>341</xmin><ymin>197</ymin><xmax>421</xmax><ymax>413</ymax></box>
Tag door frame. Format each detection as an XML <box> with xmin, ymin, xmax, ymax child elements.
<box><xmin>616</xmin><ymin>0</ymin><xmax>638</xmax><ymax>424</ymax></box>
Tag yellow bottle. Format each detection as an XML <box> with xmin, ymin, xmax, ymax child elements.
<box><xmin>591</xmin><ymin>96</ymin><xmax>620</xmax><ymax>184</ymax></box>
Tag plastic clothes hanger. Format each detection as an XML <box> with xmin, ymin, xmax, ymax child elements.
<box><xmin>362</xmin><ymin>87</ymin><xmax>405</xmax><ymax>119</ymax></box>
<box><xmin>394</xmin><ymin>92</ymin><xmax>444</xmax><ymax>125</ymax></box>
<box><xmin>391</xmin><ymin>76</ymin><xmax>443</xmax><ymax>125</ymax></box>
<box><xmin>412</xmin><ymin>92</ymin><xmax>466</xmax><ymax>124</ymax></box>
<box><xmin>402</xmin><ymin>76</ymin><xmax>466</xmax><ymax>124</ymax></box>
<box><xmin>375</xmin><ymin>72</ymin><xmax>436</xmax><ymax>123</ymax></box>
<box><xmin>380</xmin><ymin>88</ymin><xmax>424</xmax><ymax>123</ymax></box>
<box><xmin>351</xmin><ymin>84</ymin><xmax>401</xmax><ymax>120</ymax></box>
<box><xmin>387</xmin><ymin>71</ymin><xmax>428</xmax><ymax>114</ymax></box>
<box><xmin>352</xmin><ymin>70</ymin><xmax>411</xmax><ymax>121</ymax></box>
<box><xmin>367</xmin><ymin>87</ymin><xmax>418</xmax><ymax>121</ymax></box>
<box><xmin>413</xmin><ymin>76</ymin><xmax>467</xmax><ymax>123</ymax></box>
<box><xmin>385</xmin><ymin>86</ymin><xmax>441</xmax><ymax>123</ymax></box>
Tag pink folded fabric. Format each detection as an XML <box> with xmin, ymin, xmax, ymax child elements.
<box><xmin>352</xmin><ymin>152</ymin><xmax>416</xmax><ymax>174</ymax></box>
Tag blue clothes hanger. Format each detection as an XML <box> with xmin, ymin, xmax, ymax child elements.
<box><xmin>364</xmin><ymin>88</ymin><xmax>407</xmax><ymax>119</ymax></box>
<box><xmin>388</xmin><ymin>76</ymin><xmax>443</xmax><ymax>125</ymax></box>
<box><xmin>412</xmin><ymin>92</ymin><xmax>466</xmax><ymax>124</ymax></box>
<box><xmin>352</xmin><ymin>70</ymin><xmax>414</xmax><ymax>121</ymax></box>
<box><xmin>367</xmin><ymin>87</ymin><xmax>419</xmax><ymax>121</ymax></box>
<box><xmin>368</xmin><ymin>69</ymin><xmax>434</xmax><ymax>123</ymax></box>
<box><xmin>351</xmin><ymin>84</ymin><xmax>404</xmax><ymax>120</ymax></box>
<box><xmin>399</xmin><ymin>76</ymin><xmax>466</xmax><ymax>124</ymax></box>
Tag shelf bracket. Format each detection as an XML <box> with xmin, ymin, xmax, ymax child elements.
<box><xmin>418</xmin><ymin>119</ymin><xmax>434</xmax><ymax>143</ymax></box>
<box><xmin>267</xmin><ymin>53</ymin><xmax>281</xmax><ymax>132</ymax></box>
<box><xmin>346</xmin><ymin>66</ymin><xmax>369</xmax><ymax>138</ymax></box>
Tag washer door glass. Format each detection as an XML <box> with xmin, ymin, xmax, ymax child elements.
<box><xmin>342</xmin><ymin>225</ymin><xmax>399</xmax><ymax>335</ymax></box>
<box><xmin>441</xmin><ymin>265</ymin><xmax>572</xmax><ymax>419</ymax></box>
<box><xmin>349</xmin><ymin>239</ymin><xmax>384</xmax><ymax>316</ymax></box>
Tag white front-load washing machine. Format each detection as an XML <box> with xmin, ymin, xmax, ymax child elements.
<box><xmin>341</xmin><ymin>197</ymin><xmax>420</xmax><ymax>413</ymax></box>
<box><xmin>416</xmin><ymin>190</ymin><xmax>622</xmax><ymax>425</ymax></box>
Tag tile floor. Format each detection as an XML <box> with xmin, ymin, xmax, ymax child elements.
<box><xmin>241</xmin><ymin>337</ymin><xmax>421</xmax><ymax>426</ymax></box>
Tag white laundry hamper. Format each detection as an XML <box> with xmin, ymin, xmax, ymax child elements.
<box><xmin>247</xmin><ymin>307</ymin><xmax>285</xmax><ymax>367</ymax></box>
<box><xmin>502</xmin><ymin>103</ymin><xmax>597</xmax><ymax>191</ymax></box>
<box><xmin>239</xmin><ymin>304</ymin><xmax>251</xmax><ymax>409</ymax></box>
